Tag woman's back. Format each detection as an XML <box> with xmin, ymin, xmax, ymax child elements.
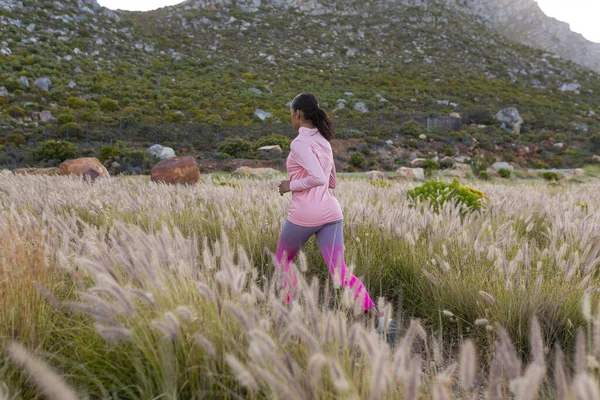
<box><xmin>286</xmin><ymin>127</ymin><xmax>342</xmax><ymax>227</ymax></box>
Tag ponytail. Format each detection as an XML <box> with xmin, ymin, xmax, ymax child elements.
<box><xmin>292</xmin><ymin>93</ymin><xmax>335</xmax><ymax>142</ymax></box>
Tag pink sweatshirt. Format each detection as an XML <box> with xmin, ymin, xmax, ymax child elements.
<box><xmin>287</xmin><ymin>127</ymin><xmax>343</xmax><ymax>227</ymax></box>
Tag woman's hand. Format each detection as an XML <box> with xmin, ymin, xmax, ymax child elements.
<box><xmin>279</xmin><ymin>180</ymin><xmax>291</xmax><ymax>196</ymax></box>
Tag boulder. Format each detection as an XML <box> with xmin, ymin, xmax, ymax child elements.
<box><xmin>34</xmin><ymin>77</ymin><xmax>51</xmax><ymax>91</ymax></box>
<box><xmin>449</xmin><ymin>112</ymin><xmax>461</xmax><ymax>119</ymax></box>
<box><xmin>366</xmin><ymin>170</ymin><xmax>385</xmax><ymax>180</ymax></box>
<box><xmin>553</xmin><ymin>143</ymin><xmax>564</xmax><ymax>149</ymax></box>
<box><xmin>354</xmin><ymin>102</ymin><xmax>369</xmax><ymax>113</ymax></box>
<box><xmin>593</xmin><ymin>155</ymin><xmax>600</xmax><ymax>163</ymax></box>
<box><xmin>396</xmin><ymin>167</ymin><xmax>425</xmax><ymax>181</ymax></box>
<box><xmin>151</xmin><ymin>156</ymin><xmax>200</xmax><ymax>185</ymax></box>
<box><xmin>494</xmin><ymin>107</ymin><xmax>523</xmax><ymax>133</ymax></box>
<box><xmin>40</xmin><ymin>110</ymin><xmax>54</xmax><ymax>123</ymax></box>
<box><xmin>574</xmin><ymin>169</ymin><xmax>585</xmax><ymax>176</ymax></box>
<box><xmin>439</xmin><ymin>156</ymin><xmax>455</xmax><ymax>168</ymax></box>
<box><xmin>447</xmin><ymin>169</ymin><xmax>468</xmax><ymax>179</ymax></box>
<box><xmin>254</xmin><ymin>109</ymin><xmax>272</xmax><ymax>121</ymax></box>
<box><xmin>418</xmin><ymin>134</ymin><xmax>427</xmax><ymax>140</ymax></box>
<box><xmin>19</xmin><ymin>76</ymin><xmax>29</xmax><ymax>87</ymax></box>
<box><xmin>410</xmin><ymin>158</ymin><xmax>426</xmax><ymax>167</ymax></box>
<box><xmin>0</xmin><ymin>86</ymin><xmax>8</xmax><ymax>97</ymax></box>
<box><xmin>148</xmin><ymin>144</ymin><xmax>176</xmax><ymax>160</ymax></box>
<box><xmin>258</xmin><ymin>145</ymin><xmax>283</xmax><ymax>158</ymax></box>
<box><xmin>558</xmin><ymin>83</ymin><xmax>580</xmax><ymax>92</ymax></box>
<box><xmin>490</xmin><ymin>162</ymin><xmax>514</xmax><ymax>171</ymax></box>
<box><xmin>13</xmin><ymin>167</ymin><xmax>61</xmax><ymax>176</ymax></box>
<box><xmin>453</xmin><ymin>163</ymin><xmax>470</xmax><ymax>171</ymax></box>
<box><xmin>59</xmin><ymin>157</ymin><xmax>109</xmax><ymax>180</ymax></box>
<box><xmin>232</xmin><ymin>167</ymin><xmax>280</xmax><ymax>179</ymax></box>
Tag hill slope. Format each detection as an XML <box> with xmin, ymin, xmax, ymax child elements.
<box><xmin>0</xmin><ymin>0</ymin><xmax>599</xmax><ymax>169</ymax></box>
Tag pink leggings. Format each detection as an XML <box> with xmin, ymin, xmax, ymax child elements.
<box><xmin>275</xmin><ymin>220</ymin><xmax>375</xmax><ymax>311</ymax></box>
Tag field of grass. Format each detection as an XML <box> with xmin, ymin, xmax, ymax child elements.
<box><xmin>1</xmin><ymin>172</ymin><xmax>600</xmax><ymax>399</ymax></box>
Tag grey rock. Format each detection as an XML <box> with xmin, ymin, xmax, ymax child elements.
<box><xmin>96</xmin><ymin>38</ymin><xmax>104</xmax><ymax>45</ymax></box>
<box><xmin>553</xmin><ymin>142</ymin><xmax>564</xmax><ymax>149</ymax></box>
<box><xmin>440</xmin><ymin>156</ymin><xmax>455</xmax><ymax>168</ymax></box>
<box><xmin>490</xmin><ymin>162</ymin><xmax>514</xmax><ymax>171</ymax></box>
<box><xmin>148</xmin><ymin>144</ymin><xmax>176</xmax><ymax>160</ymax></box>
<box><xmin>248</xmin><ymin>87</ymin><xmax>262</xmax><ymax>94</ymax></box>
<box><xmin>344</xmin><ymin>92</ymin><xmax>354</xmax><ymax>96</ymax></box>
<box><xmin>40</xmin><ymin>110</ymin><xmax>53</xmax><ymax>123</ymax></box>
<box><xmin>0</xmin><ymin>86</ymin><xmax>8</xmax><ymax>97</ymax></box>
<box><xmin>26</xmin><ymin>23</ymin><xmax>35</xmax><ymax>32</ymax></box>
<box><xmin>571</xmin><ymin>122</ymin><xmax>589</xmax><ymax>132</ymax></box>
<box><xmin>68</xmin><ymin>81</ymin><xmax>77</xmax><ymax>88</ymax></box>
<box><xmin>73</xmin><ymin>48</ymin><xmax>82</xmax><ymax>55</ymax></box>
<box><xmin>34</xmin><ymin>77</ymin><xmax>51</xmax><ymax>91</ymax></box>
<box><xmin>254</xmin><ymin>109</ymin><xmax>272</xmax><ymax>121</ymax></box>
<box><xmin>410</xmin><ymin>158</ymin><xmax>426</xmax><ymax>167</ymax></box>
<box><xmin>559</xmin><ymin>83</ymin><xmax>581</xmax><ymax>92</ymax></box>
<box><xmin>64</xmin><ymin>55</ymin><xmax>72</xmax><ymax>61</ymax></box>
<box><xmin>494</xmin><ymin>107</ymin><xmax>523</xmax><ymax>133</ymax></box>
<box><xmin>354</xmin><ymin>102</ymin><xmax>368</xmax><ymax>113</ymax></box>
<box><xmin>18</xmin><ymin>76</ymin><xmax>29</xmax><ymax>87</ymax></box>
<box><xmin>0</xmin><ymin>47</ymin><xmax>11</xmax><ymax>56</ymax></box>
<box><xmin>376</xmin><ymin>94</ymin><xmax>388</xmax><ymax>103</ymax></box>
<box><xmin>74</xmin><ymin>67</ymin><xmax>83</xmax><ymax>73</ymax></box>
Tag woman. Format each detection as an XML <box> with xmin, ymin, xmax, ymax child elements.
<box><xmin>277</xmin><ymin>94</ymin><xmax>394</xmax><ymax>341</ymax></box>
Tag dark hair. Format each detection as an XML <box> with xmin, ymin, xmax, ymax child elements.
<box><xmin>292</xmin><ymin>93</ymin><xmax>335</xmax><ymax>141</ymax></box>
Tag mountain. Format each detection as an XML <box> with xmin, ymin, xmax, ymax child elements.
<box><xmin>453</xmin><ymin>0</ymin><xmax>600</xmax><ymax>74</ymax></box>
<box><xmin>0</xmin><ymin>0</ymin><xmax>599</xmax><ymax>170</ymax></box>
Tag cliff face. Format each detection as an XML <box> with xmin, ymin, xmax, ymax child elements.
<box><xmin>450</xmin><ymin>0</ymin><xmax>600</xmax><ymax>73</ymax></box>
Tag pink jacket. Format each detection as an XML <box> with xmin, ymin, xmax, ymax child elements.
<box><xmin>287</xmin><ymin>127</ymin><xmax>343</xmax><ymax>227</ymax></box>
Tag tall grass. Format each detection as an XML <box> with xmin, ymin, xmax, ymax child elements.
<box><xmin>0</xmin><ymin>172</ymin><xmax>599</xmax><ymax>398</ymax></box>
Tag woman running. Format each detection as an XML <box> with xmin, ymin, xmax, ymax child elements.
<box><xmin>276</xmin><ymin>94</ymin><xmax>395</xmax><ymax>342</ymax></box>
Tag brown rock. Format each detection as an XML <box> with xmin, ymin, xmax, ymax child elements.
<box><xmin>453</xmin><ymin>163</ymin><xmax>471</xmax><ymax>171</ymax></box>
<box><xmin>232</xmin><ymin>166</ymin><xmax>280</xmax><ymax>179</ymax></box>
<box><xmin>151</xmin><ymin>156</ymin><xmax>200</xmax><ymax>185</ymax></box>
<box><xmin>396</xmin><ymin>167</ymin><xmax>425</xmax><ymax>181</ymax></box>
<box><xmin>366</xmin><ymin>170</ymin><xmax>385</xmax><ymax>180</ymax></box>
<box><xmin>59</xmin><ymin>157</ymin><xmax>109</xmax><ymax>180</ymax></box>
<box><xmin>447</xmin><ymin>169</ymin><xmax>468</xmax><ymax>179</ymax></box>
<box><xmin>13</xmin><ymin>167</ymin><xmax>61</xmax><ymax>176</ymax></box>
<box><xmin>593</xmin><ymin>155</ymin><xmax>600</xmax><ymax>163</ymax></box>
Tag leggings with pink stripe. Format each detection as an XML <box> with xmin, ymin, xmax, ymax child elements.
<box><xmin>275</xmin><ymin>219</ymin><xmax>375</xmax><ymax>311</ymax></box>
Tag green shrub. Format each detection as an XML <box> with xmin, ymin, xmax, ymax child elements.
<box><xmin>408</xmin><ymin>139</ymin><xmax>418</xmax><ymax>149</ymax></box>
<box><xmin>100</xmin><ymin>98</ymin><xmax>120</xmax><ymax>112</ymax></box>
<box><xmin>498</xmin><ymin>168</ymin><xmax>511</xmax><ymax>178</ymax></box>
<box><xmin>57</xmin><ymin>114</ymin><xmax>75</xmax><ymax>125</ymax></box>
<box><xmin>444</xmin><ymin>147</ymin><xmax>455</xmax><ymax>157</ymax></box>
<box><xmin>59</xmin><ymin>122</ymin><xmax>83</xmax><ymax>139</ymax></box>
<box><xmin>7</xmin><ymin>106</ymin><xmax>25</xmax><ymax>119</ymax></box>
<box><xmin>98</xmin><ymin>145</ymin><xmax>124</xmax><ymax>163</ymax></box>
<box><xmin>541</xmin><ymin>171</ymin><xmax>562</xmax><ymax>181</ymax></box>
<box><xmin>216</xmin><ymin>138</ymin><xmax>254</xmax><ymax>158</ymax></box>
<box><xmin>214</xmin><ymin>181</ymin><xmax>241</xmax><ymax>188</ymax></box>
<box><xmin>422</xmin><ymin>159</ymin><xmax>440</xmax><ymax>177</ymax></box>
<box><xmin>165</xmin><ymin>111</ymin><xmax>186</xmax><ymax>123</ymax></box>
<box><xmin>369</xmin><ymin>179</ymin><xmax>391</xmax><ymax>188</ymax></box>
<box><xmin>66</xmin><ymin>97</ymin><xmax>88</xmax><ymax>109</ymax></box>
<box><xmin>479</xmin><ymin>170</ymin><xmax>490</xmax><ymax>180</ymax></box>
<box><xmin>349</xmin><ymin>152</ymin><xmax>366</xmax><ymax>169</ymax></box>
<box><xmin>6</xmin><ymin>133</ymin><xmax>26</xmax><ymax>146</ymax></box>
<box><xmin>253</xmin><ymin>134</ymin><xmax>291</xmax><ymax>151</ymax></box>
<box><xmin>35</xmin><ymin>140</ymin><xmax>78</xmax><ymax>163</ymax></box>
<box><xmin>400</xmin><ymin>120</ymin><xmax>422</xmax><ymax>138</ymax></box>
<box><xmin>407</xmin><ymin>179</ymin><xmax>488</xmax><ymax>213</ymax></box>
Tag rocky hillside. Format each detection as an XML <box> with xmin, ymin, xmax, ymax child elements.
<box><xmin>0</xmin><ymin>0</ymin><xmax>599</xmax><ymax>169</ymax></box>
<box><xmin>453</xmin><ymin>0</ymin><xmax>600</xmax><ymax>74</ymax></box>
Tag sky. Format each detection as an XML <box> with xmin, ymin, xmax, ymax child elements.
<box><xmin>97</xmin><ymin>0</ymin><xmax>600</xmax><ymax>44</ymax></box>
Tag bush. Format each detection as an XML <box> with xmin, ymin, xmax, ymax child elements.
<box><xmin>444</xmin><ymin>147</ymin><xmax>455</xmax><ymax>157</ymax></box>
<box><xmin>400</xmin><ymin>120</ymin><xmax>422</xmax><ymax>138</ymax></box>
<box><xmin>57</xmin><ymin>114</ymin><xmax>75</xmax><ymax>125</ymax></box>
<box><xmin>541</xmin><ymin>171</ymin><xmax>562</xmax><ymax>181</ymax></box>
<box><xmin>59</xmin><ymin>122</ymin><xmax>83</xmax><ymax>139</ymax></box>
<box><xmin>66</xmin><ymin>97</ymin><xmax>88</xmax><ymax>109</ymax></box>
<box><xmin>165</xmin><ymin>111</ymin><xmax>185</xmax><ymax>123</ymax></box>
<box><xmin>98</xmin><ymin>145</ymin><xmax>124</xmax><ymax>163</ymax></box>
<box><xmin>422</xmin><ymin>159</ymin><xmax>440</xmax><ymax>177</ymax></box>
<box><xmin>6</xmin><ymin>133</ymin><xmax>26</xmax><ymax>146</ymax></box>
<box><xmin>349</xmin><ymin>152</ymin><xmax>365</xmax><ymax>169</ymax></box>
<box><xmin>35</xmin><ymin>140</ymin><xmax>78</xmax><ymax>163</ymax></box>
<box><xmin>217</xmin><ymin>138</ymin><xmax>254</xmax><ymax>158</ymax></box>
<box><xmin>407</xmin><ymin>178</ymin><xmax>488</xmax><ymax>213</ymax></box>
<box><xmin>369</xmin><ymin>179</ymin><xmax>391</xmax><ymax>188</ymax></box>
<box><xmin>253</xmin><ymin>134</ymin><xmax>291</xmax><ymax>151</ymax></box>
<box><xmin>498</xmin><ymin>168</ymin><xmax>511</xmax><ymax>178</ymax></box>
<box><xmin>479</xmin><ymin>170</ymin><xmax>490</xmax><ymax>180</ymax></box>
<box><xmin>100</xmin><ymin>98</ymin><xmax>120</xmax><ymax>112</ymax></box>
<box><xmin>7</xmin><ymin>106</ymin><xmax>25</xmax><ymax>119</ymax></box>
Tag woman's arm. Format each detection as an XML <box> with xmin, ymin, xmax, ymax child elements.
<box><xmin>288</xmin><ymin>140</ymin><xmax>327</xmax><ymax>192</ymax></box>
<box><xmin>329</xmin><ymin>162</ymin><xmax>337</xmax><ymax>189</ymax></box>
